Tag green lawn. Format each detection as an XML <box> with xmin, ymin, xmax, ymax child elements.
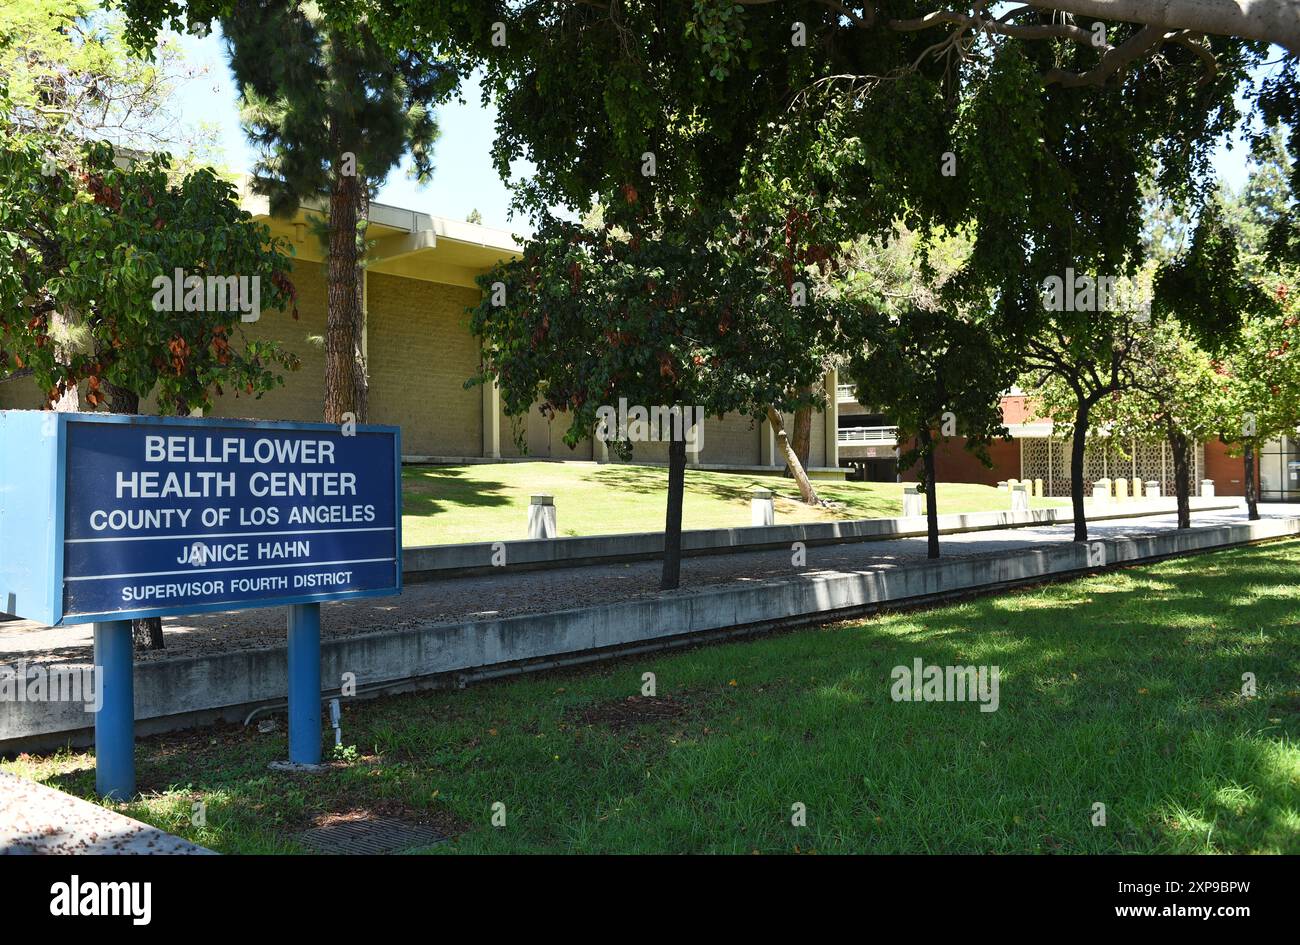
<box><xmin>400</xmin><ymin>461</ymin><xmax>1065</xmax><ymax>545</ymax></box>
<box><xmin>8</xmin><ymin>540</ymin><xmax>1299</xmax><ymax>854</ymax></box>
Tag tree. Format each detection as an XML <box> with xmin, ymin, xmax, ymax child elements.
<box><xmin>1209</xmin><ymin>282</ymin><xmax>1300</xmax><ymax>519</ymax></box>
<box><xmin>837</xmin><ymin>228</ymin><xmax>1014</xmax><ymax>558</ymax></box>
<box><xmin>117</xmin><ymin>6</ymin><xmax>1270</xmax><ymax>514</ymax></box>
<box><xmin>1019</xmin><ymin>279</ymin><xmax>1146</xmax><ymax>541</ymax></box>
<box><xmin>0</xmin><ymin>102</ymin><xmax>301</xmax><ymax>645</ymax></box>
<box><xmin>468</xmin><ymin>203</ymin><xmax>835</xmax><ymax>589</ymax></box>
<box><xmin>0</xmin><ymin>129</ymin><xmax>299</xmax><ymax>411</ymax></box>
<box><xmin>1207</xmin><ymin>131</ymin><xmax>1300</xmax><ymax>518</ymax></box>
<box><xmin>216</xmin><ymin>0</ymin><xmax>453</xmax><ymax>423</ymax></box>
<box><xmin>1098</xmin><ymin>317</ymin><xmax>1219</xmax><ymax>528</ymax></box>
<box><xmin>1</xmin><ymin>0</ymin><xmax>221</xmax><ymax>172</ymax></box>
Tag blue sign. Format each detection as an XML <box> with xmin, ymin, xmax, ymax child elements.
<box><xmin>0</xmin><ymin>411</ymin><xmax>402</xmax><ymax>625</ymax></box>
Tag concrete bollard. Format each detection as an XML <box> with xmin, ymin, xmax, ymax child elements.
<box><xmin>1132</xmin><ymin>476</ymin><xmax>1143</xmax><ymax>500</ymax></box>
<box><xmin>1201</xmin><ymin>479</ymin><xmax>1215</xmax><ymax>498</ymax></box>
<box><xmin>1115</xmin><ymin>477</ymin><xmax>1128</xmax><ymax>500</ymax></box>
<box><xmin>1034</xmin><ymin>478</ymin><xmax>1043</xmax><ymax>498</ymax></box>
<box><xmin>751</xmin><ymin>487</ymin><xmax>775</xmax><ymax>526</ymax></box>
<box><xmin>902</xmin><ymin>483</ymin><xmax>924</xmax><ymax>517</ymax></box>
<box><xmin>1145</xmin><ymin>480</ymin><xmax>1161</xmax><ymax>499</ymax></box>
<box><xmin>1010</xmin><ymin>482</ymin><xmax>1029</xmax><ymax>512</ymax></box>
<box><xmin>1092</xmin><ymin>478</ymin><xmax>1111</xmax><ymax>504</ymax></box>
<box><xmin>528</xmin><ymin>494</ymin><xmax>557</xmax><ymax>539</ymax></box>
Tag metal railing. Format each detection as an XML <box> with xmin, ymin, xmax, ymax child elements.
<box><xmin>837</xmin><ymin>426</ymin><xmax>899</xmax><ymax>445</ymax></box>
<box><xmin>836</xmin><ymin>383</ymin><xmax>857</xmax><ymax>401</ymax></box>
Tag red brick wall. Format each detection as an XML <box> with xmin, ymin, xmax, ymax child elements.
<box><xmin>1204</xmin><ymin>439</ymin><xmax>1256</xmax><ymax>496</ymax></box>
<box><xmin>1001</xmin><ymin>395</ymin><xmax>1039</xmax><ymax>425</ymax></box>
<box><xmin>899</xmin><ymin>437</ymin><xmax>1021</xmax><ymax>486</ymax></box>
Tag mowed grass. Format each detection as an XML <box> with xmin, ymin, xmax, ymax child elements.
<box><xmin>401</xmin><ymin>461</ymin><xmax>1065</xmax><ymax>545</ymax></box>
<box><xmin>7</xmin><ymin>540</ymin><xmax>1300</xmax><ymax>854</ymax></box>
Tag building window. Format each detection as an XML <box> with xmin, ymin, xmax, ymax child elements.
<box><xmin>1259</xmin><ymin>437</ymin><xmax>1300</xmax><ymax>502</ymax></box>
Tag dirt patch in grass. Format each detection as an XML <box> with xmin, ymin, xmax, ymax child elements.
<box><xmin>571</xmin><ymin>695</ymin><xmax>690</xmax><ymax>732</ymax></box>
<box><xmin>309</xmin><ymin>803</ymin><xmax>470</xmax><ymax>840</ymax></box>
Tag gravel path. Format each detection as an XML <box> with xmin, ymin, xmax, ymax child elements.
<box><xmin>2</xmin><ymin>502</ymin><xmax>1288</xmax><ymax>665</ymax></box>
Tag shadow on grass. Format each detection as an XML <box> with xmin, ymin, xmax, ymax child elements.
<box><xmin>401</xmin><ymin>465</ymin><xmax>513</xmax><ymax>518</ymax></box>
<box><xmin>590</xmin><ymin>464</ymin><xmax>900</xmax><ymax>519</ymax></box>
<box><xmin>19</xmin><ymin>542</ymin><xmax>1300</xmax><ymax>853</ymax></box>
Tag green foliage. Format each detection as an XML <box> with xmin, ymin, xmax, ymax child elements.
<box><xmin>1256</xmin><ymin>58</ymin><xmax>1300</xmax><ymax>264</ymax></box>
<box><xmin>1098</xmin><ymin>317</ymin><xmax>1220</xmax><ymax>449</ymax></box>
<box><xmin>1</xmin><ymin>0</ymin><xmax>221</xmax><ymax>173</ymax></box>
<box><xmin>1208</xmin><ymin>272</ymin><xmax>1300</xmax><ymax>454</ymax></box>
<box><xmin>836</xmin><ymin>227</ymin><xmax>1013</xmax><ymax>481</ymax></box>
<box><xmin>0</xmin><ymin>98</ymin><xmax>300</xmax><ymax>412</ymax></box>
<box><xmin>467</xmin><ymin>202</ymin><xmax>835</xmax><ymax>452</ymax></box>
<box><xmin>219</xmin><ymin>0</ymin><xmax>454</xmax><ymax>215</ymax></box>
<box><xmin>1154</xmin><ymin>200</ymin><xmax>1274</xmax><ymax>348</ymax></box>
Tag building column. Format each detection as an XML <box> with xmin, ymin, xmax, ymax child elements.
<box><xmin>823</xmin><ymin>369</ymin><xmax>839</xmax><ymax>469</ymax></box>
<box><xmin>481</xmin><ymin>379</ymin><xmax>501</xmax><ymax>459</ymax></box>
<box><xmin>760</xmin><ymin>416</ymin><xmax>777</xmax><ymax>466</ymax></box>
<box><xmin>361</xmin><ymin>268</ymin><xmax>369</xmax><ymax>372</ymax></box>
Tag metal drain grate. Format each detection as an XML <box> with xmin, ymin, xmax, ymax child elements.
<box><xmin>297</xmin><ymin>817</ymin><xmax>446</xmax><ymax>855</ymax></box>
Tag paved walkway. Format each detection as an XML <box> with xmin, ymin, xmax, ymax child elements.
<box><xmin>3</xmin><ymin>501</ymin><xmax>1295</xmax><ymax>664</ymax></box>
<box><xmin>0</xmin><ymin>771</ymin><xmax>212</xmax><ymax>854</ymax></box>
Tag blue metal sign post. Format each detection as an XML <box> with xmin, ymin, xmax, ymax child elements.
<box><xmin>0</xmin><ymin>411</ymin><xmax>402</xmax><ymax>796</ymax></box>
<box><xmin>93</xmin><ymin>620</ymin><xmax>135</xmax><ymax>799</ymax></box>
<box><xmin>287</xmin><ymin>603</ymin><xmax>322</xmax><ymax>766</ymax></box>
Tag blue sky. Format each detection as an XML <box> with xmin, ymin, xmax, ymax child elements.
<box><xmin>175</xmin><ymin>26</ymin><xmax>1266</xmax><ymax>238</ymax></box>
<box><xmin>175</xmin><ymin>29</ymin><xmax>534</xmax><ymax>235</ymax></box>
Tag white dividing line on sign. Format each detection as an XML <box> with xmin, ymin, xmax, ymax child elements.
<box><xmin>65</xmin><ymin>527</ymin><xmax>396</xmax><ymax>544</ymax></box>
<box><xmin>64</xmin><ymin>557</ymin><xmax>398</xmax><ymax>582</ymax></box>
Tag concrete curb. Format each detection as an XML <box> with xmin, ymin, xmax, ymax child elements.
<box><xmin>402</xmin><ymin>498</ymin><xmax>1240</xmax><ymax>578</ymax></box>
<box><xmin>2</xmin><ymin>513</ymin><xmax>1292</xmax><ymax>753</ymax></box>
<box><xmin>0</xmin><ymin>771</ymin><xmax>214</xmax><ymax>854</ymax></box>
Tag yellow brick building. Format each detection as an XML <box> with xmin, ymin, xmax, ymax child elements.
<box><xmin>0</xmin><ymin>190</ymin><xmax>843</xmax><ymax>476</ymax></box>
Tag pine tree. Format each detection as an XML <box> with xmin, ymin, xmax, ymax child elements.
<box><xmin>219</xmin><ymin>0</ymin><xmax>453</xmax><ymax>421</ymax></box>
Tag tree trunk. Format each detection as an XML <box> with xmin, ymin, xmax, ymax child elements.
<box><xmin>1070</xmin><ymin>402</ymin><xmax>1092</xmax><ymax>542</ymax></box>
<box><xmin>104</xmin><ymin>382</ymin><xmax>139</xmax><ymax>415</ymax></box>
<box><xmin>353</xmin><ymin>187</ymin><xmax>370</xmax><ymax>422</ymax></box>
<box><xmin>790</xmin><ymin>398</ymin><xmax>813</xmax><ymax>472</ymax></box>
<box><xmin>1244</xmin><ymin>439</ymin><xmax>1259</xmax><ymax>521</ymax></box>
<box><xmin>1170</xmin><ymin>431</ymin><xmax>1192</xmax><ymax>529</ymax></box>
<box><xmin>325</xmin><ymin>173</ymin><xmax>363</xmax><ymax>424</ymax></box>
<box><xmin>661</xmin><ymin>437</ymin><xmax>687</xmax><ymax>590</ymax></box>
<box><xmin>49</xmin><ymin>304</ymin><xmax>79</xmax><ymax>412</ymax></box>
<box><xmin>131</xmin><ymin>618</ymin><xmax>164</xmax><ymax>651</ymax></box>
<box><xmin>918</xmin><ymin>425</ymin><xmax>940</xmax><ymax>559</ymax></box>
<box><xmin>766</xmin><ymin>406</ymin><xmax>819</xmax><ymax>505</ymax></box>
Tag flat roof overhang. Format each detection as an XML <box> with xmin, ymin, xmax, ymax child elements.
<box><xmin>240</xmin><ymin>181</ymin><xmax>521</xmax><ymax>288</ymax></box>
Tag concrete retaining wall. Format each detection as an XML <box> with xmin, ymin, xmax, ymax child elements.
<box><xmin>403</xmin><ymin>498</ymin><xmax>1238</xmax><ymax>578</ymax></box>
<box><xmin>3</xmin><ymin>513</ymin><xmax>1293</xmax><ymax>753</ymax></box>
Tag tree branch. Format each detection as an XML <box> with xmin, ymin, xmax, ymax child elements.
<box><xmin>1025</xmin><ymin>0</ymin><xmax>1300</xmax><ymax>56</ymax></box>
<box><xmin>1043</xmin><ymin>24</ymin><xmax>1168</xmax><ymax>87</ymax></box>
